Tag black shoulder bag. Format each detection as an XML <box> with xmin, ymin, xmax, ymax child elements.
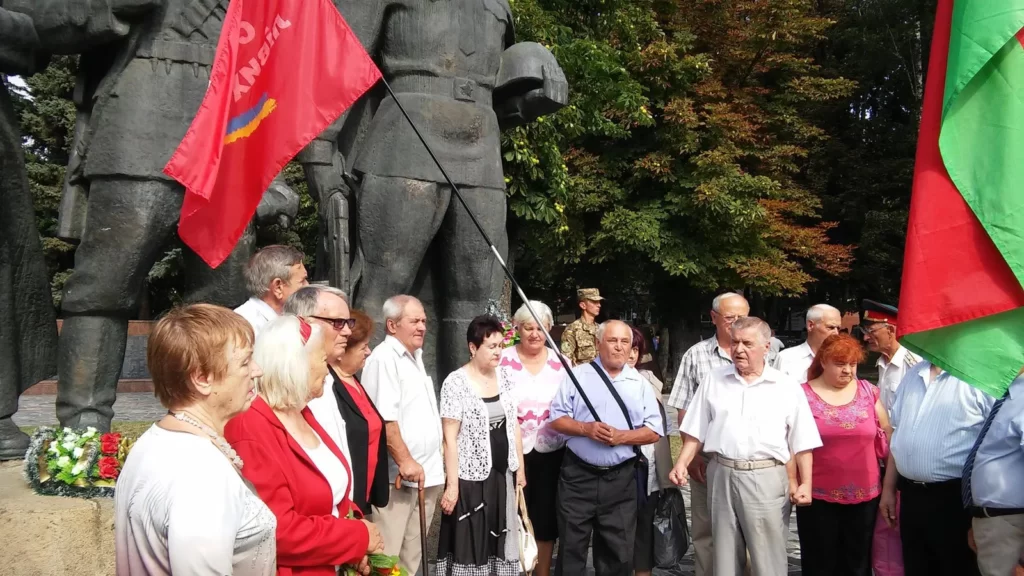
<box><xmin>589</xmin><ymin>361</ymin><xmax>650</xmax><ymax>508</ymax></box>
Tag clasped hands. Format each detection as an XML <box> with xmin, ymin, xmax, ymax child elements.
<box><xmin>580</xmin><ymin>421</ymin><xmax>628</xmax><ymax>446</ymax></box>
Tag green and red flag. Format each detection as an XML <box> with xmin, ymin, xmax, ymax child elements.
<box><xmin>899</xmin><ymin>0</ymin><xmax>1024</xmax><ymax>397</ymax></box>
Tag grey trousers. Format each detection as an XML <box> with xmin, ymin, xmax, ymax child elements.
<box><xmin>707</xmin><ymin>460</ymin><xmax>789</xmax><ymax>576</ymax></box>
<box><xmin>691</xmin><ymin>475</ymin><xmax>714</xmax><ymax>576</ymax></box>
<box><xmin>973</xmin><ymin>514</ymin><xmax>1024</xmax><ymax>576</ymax></box>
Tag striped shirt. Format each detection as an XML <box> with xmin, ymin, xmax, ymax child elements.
<box><xmin>889</xmin><ymin>362</ymin><xmax>995</xmax><ymax>482</ymax></box>
<box><xmin>667</xmin><ymin>335</ymin><xmax>781</xmax><ymax>413</ymax></box>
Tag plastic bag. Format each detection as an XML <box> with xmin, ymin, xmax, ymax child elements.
<box><xmin>872</xmin><ymin>492</ymin><xmax>904</xmax><ymax>576</ymax></box>
<box><xmin>652</xmin><ymin>489</ymin><xmax>690</xmax><ymax>576</ymax></box>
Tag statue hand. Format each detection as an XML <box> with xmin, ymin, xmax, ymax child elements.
<box><xmin>256</xmin><ymin>178</ymin><xmax>300</xmax><ymax>229</ymax></box>
<box><xmin>540</xmin><ymin>62</ymin><xmax>569</xmax><ymax>107</ymax></box>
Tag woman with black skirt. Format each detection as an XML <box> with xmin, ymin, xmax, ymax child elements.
<box><xmin>437</xmin><ymin>315</ymin><xmax>525</xmax><ymax>576</ymax></box>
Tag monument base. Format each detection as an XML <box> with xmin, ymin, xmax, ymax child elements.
<box><xmin>0</xmin><ymin>461</ymin><xmax>114</xmax><ymax>575</ymax></box>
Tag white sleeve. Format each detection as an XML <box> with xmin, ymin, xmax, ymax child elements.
<box><xmin>362</xmin><ymin>355</ymin><xmax>401</xmax><ymax>421</ymax></box>
<box><xmin>167</xmin><ymin>467</ymin><xmax>241</xmax><ymax>575</ymax></box>
<box><xmin>787</xmin><ymin>386</ymin><xmax>823</xmax><ymax>453</ymax></box>
<box><xmin>679</xmin><ymin>379</ymin><xmax>711</xmax><ymax>442</ymax></box>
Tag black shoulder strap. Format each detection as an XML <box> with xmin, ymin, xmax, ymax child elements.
<box><xmin>590</xmin><ymin>362</ymin><xmax>644</xmax><ymax>457</ymax></box>
<box><xmin>589</xmin><ymin>361</ymin><xmax>635</xmax><ymax>429</ymax></box>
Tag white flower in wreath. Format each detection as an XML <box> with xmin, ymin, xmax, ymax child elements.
<box><xmin>48</xmin><ymin>442</ymin><xmax>60</xmax><ymax>455</ymax></box>
<box><xmin>56</xmin><ymin>455</ymin><xmax>71</xmax><ymax>468</ymax></box>
<box><xmin>73</xmin><ymin>447</ymin><xmax>84</xmax><ymax>459</ymax></box>
<box><xmin>61</xmin><ymin>441</ymin><xmax>77</xmax><ymax>452</ymax></box>
<box><xmin>62</xmin><ymin>427</ymin><xmax>72</xmax><ymax>434</ymax></box>
<box><xmin>81</xmin><ymin>427</ymin><xmax>98</xmax><ymax>439</ymax></box>
<box><xmin>71</xmin><ymin>463</ymin><xmax>85</xmax><ymax>476</ymax></box>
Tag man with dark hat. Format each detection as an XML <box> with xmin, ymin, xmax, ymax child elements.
<box><xmin>862</xmin><ymin>299</ymin><xmax>922</xmax><ymax>415</ymax></box>
<box><xmin>561</xmin><ymin>288</ymin><xmax>603</xmax><ymax>366</ymax></box>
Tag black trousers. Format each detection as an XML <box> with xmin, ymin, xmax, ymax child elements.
<box><xmin>796</xmin><ymin>497</ymin><xmax>879</xmax><ymax>576</ymax></box>
<box><xmin>899</xmin><ymin>477</ymin><xmax>981</xmax><ymax>576</ymax></box>
<box><xmin>555</xmin><ymin>450</ymin><xmax>637</xmax><ymax>576</ymax></box>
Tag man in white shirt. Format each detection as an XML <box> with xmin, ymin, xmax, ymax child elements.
<box><xmin>361</xmin><ymin>295</ymin><xmax>443</xmax><ymax>574</ymax></box>
<box><xmin>234</xmin><ymin>245</ymin><xmax>308</xmax><ymax>335</ymax></box>
<box><xmin>671</xmin><ymin>317</ymin><xmax>822</xmax><ymax>576</ymax></box>
<box><xmin>284</xmin><ymin>285</ymin><xmax>356</xmax><ymax>498</ymax></box>
<box><xmin>776</xmin><ymin>304</ymin><xmax>841</xmax><ymax>382</ymax></box>
<box><xmin>861</xmin><ymin>299</ymin><xmax>921</xmax><ymax>415</ymax></box>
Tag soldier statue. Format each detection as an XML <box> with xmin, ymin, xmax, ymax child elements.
<box><xmin>303</xmin><ymin>0</ymin><xmax>568</xmax><ymax>379</ymax></box>
<box><xmin>0</xmin><ymin>4</ymin><xmax>59</xmax><ymax>458</ymax></box>
<box><xmin>8</xmin><ymin>0</ymin><xmax>297</xmax><ymax>431</ymax></box>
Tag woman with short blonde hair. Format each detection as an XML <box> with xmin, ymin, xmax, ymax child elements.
<box><xmin>226</xmin><ymin>315</ymin><xmax>383</xmax><ymax>576</ymax></box>
<box><xmin>116</xmin><ymin>303</ymin><xmax>277</xmax><ymax>575</ymax></box>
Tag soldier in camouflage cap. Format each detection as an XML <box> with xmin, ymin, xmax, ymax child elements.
<box><xmin>560</xmin><ymin>288</ymin><xmax>604</xmax><ymax>365</ymax></box>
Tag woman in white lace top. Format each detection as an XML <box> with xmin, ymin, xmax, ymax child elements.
<box><xmin>115</xmin><ymin>304</ymin><xmax>277</xmax><ymax>576</ymax></box>
<box><xmin>437</xmin><ymin>315</ymin><xmax>525</xmax><ymax>576</ymax></box>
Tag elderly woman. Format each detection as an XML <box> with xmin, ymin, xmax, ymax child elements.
<box><xmin>225</xmin><ymin>315</ymin><xmax>383</xmax><ymax>576</ymax></box>
<box><xmin>500</xmin><ymin>300</ymin><xmax>565</xmax><ymax>576</ymax></box>
<box><xmin>115</xmin><ymin>303</ymin><xmax>277</xmax><ymax>575</ymax></box>
<box><xmin>326</xmin><ymin>309</ymin><xmax>389</xmax><ymax>516</ymax></box>
<box><xmin>627</xmin><ymin>325</ymin><xmax>675</xmax><ymax>576</ymax></box>
<box><xmin>437</xmin><ymin>315</ymin><xmax>524</xmax><ymax>576</ymax></box>
<box><xmin>796</xmin><ymin>333</ymin><xmax>891</xmax><ymax>576</ymax></box>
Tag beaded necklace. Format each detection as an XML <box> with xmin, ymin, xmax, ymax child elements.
<box><xmin>172</xmin><ymin>411</ymin><xmax>244</xmax><ymax>471</ymax></box>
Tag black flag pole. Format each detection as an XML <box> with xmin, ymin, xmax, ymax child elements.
<box><xmin>377</xmin><ymin>79</ymin><xmax>602</xmax><ymax>421</ymax></box>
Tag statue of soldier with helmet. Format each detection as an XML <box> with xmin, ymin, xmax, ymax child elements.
<box><xmin>301</xmin><ymin>0</ymin><xmax>569</xmax><ymax>380</ymax></box>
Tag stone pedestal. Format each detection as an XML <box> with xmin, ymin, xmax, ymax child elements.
<box><xmin>0</xmin><ymin>461</ymin><xmax>114</xmax><ymax>575</ymax></box>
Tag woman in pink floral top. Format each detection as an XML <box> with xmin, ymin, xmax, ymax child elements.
<box><xmin>796</xmin><ymin>333</ymin><xmax>893</xmax><ymax>576</ymax></box>
<box><xmin>500</xmin><ymin>300</ymin><xmax>565</xmax><ymax>576</ymax></box>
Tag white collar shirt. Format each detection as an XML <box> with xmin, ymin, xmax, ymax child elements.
<box><xmin>777</xmin><ymin>341</ymin><xmax>814</xmax><ymax>383</ymax></box>
<box><xmin>233</xmin><ymin>297</ymin><xmax>278</xmax><ymax>336</ymax></box>
<box><xmin>680</xmin><ymin>364</ymin><xmax>822</xmax><ymax>463</ymax></box>
<box><xmin>876</xmin><ymin>345</ymin><xmax>922</xmax><ymax>415</ymax></box>
<box><xmin>306</xmin><ymin>375</ymin><xmax>354</xmax><ymax>500</ymax></box>
<box><xmin>360</xmin><ymin>335</ymin><xmax>444</xmax><ymax>487</ymax></box>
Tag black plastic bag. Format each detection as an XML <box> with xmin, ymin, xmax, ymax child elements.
<box><xmin>652</xmin><ymin>488</ymin><xmax>690</xmax><ymax>576</ymax></box>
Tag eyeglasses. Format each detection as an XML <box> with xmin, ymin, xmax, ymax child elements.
<box><xmin>715</xmin><ymin>313</ymin><xmax>747</xmax><ymax>323</ymax></box>
<box><xmin>310</xmin><ymin>316</ymin><xmax>356</xmax><ymax>331</ymax></box>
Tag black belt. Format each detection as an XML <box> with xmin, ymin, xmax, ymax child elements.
<box><xmin>897</xmin><ymin>476</ymin><xmax>961</xmax><ymax>491</ymax></box>
<box><xmin>567</xmin><ymin>449</ymin><xmax>635</xmax><ymax>473</ymax></box>
<box><xmin>971</xmin><ymin>506</ymin><xmax>1024</xmax><ymax>518</ymax></box>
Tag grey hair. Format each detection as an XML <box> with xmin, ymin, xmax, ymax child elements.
<box><xmin>806</xmin><ymin>303</ymin><xmax>840</xmax><ymax>325</ymax></box>
<box><xmin>283</xmin><ymin>285</ymin><xmax>348</xmax><ymax>317</ymax></box>
<box><xmin>244</xmin><ymin>245</ymin><xmax>304</xmax><ymax>297</ymax></box>
<box><xmin>596</xmin><ymin>320</ymin><xmax>632</xmax><ymax>345</ymax></box>
<box><xmin>730</xmin><ymin>316</ymin><xmax>772</xmax><ymax>343</ymax></box>
<box><xmin>712</xmin><ymin>291</ymin><xmax>746</xmax><ymax>313</ymax></box>
<box><xmin>383</xmin><ymin>295</ymin><xmax>420</xmax><ymax>323</ymax></box>
<box><xmin>254</xmin><ymin>315</ymin><xmax>325</xmax><ymax>410</ymax></box>
<box><xmin>512</xmin><ymin>301</ymin><xmax>553</xmax><ymax>329</ymax></box>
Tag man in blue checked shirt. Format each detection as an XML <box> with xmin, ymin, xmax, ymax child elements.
<box><xmin>963</xmin><ymin>369</ymin><xmax>1024</xmax><ymax>576</ymax></box>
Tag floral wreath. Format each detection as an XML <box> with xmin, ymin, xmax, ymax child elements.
<box><xmin>23</xmin><ymin>427</ymin><xmax>134</xmax><ymax>498</ymax></box>
<box><xmin>485</xmin><ymin>299</ymin><xmax>520</xmax><ymax>348</ymax></box>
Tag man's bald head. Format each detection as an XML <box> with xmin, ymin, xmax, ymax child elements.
<box><xmin>597</xmin><ymin>320</ymin><xmax>633</xmax><ymax>372</ymax></box>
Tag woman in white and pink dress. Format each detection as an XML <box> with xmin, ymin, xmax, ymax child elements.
<box><xmin>500</xmin><ymin>301</ymin><xmax>566</xmax><ymax>576</ymax></box>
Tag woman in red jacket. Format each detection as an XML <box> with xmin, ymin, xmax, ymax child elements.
<box><xmin>226</xmin><ymin>315</ymin><xmax>384</xmax><ymax>576</ymax></box>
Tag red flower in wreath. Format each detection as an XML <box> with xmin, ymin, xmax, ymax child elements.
<box><xmin>100</xmin><ymin>433</ymin><xmax>121</xmax><ymax>455</ymax></box>
<box><xmin>98</xmin><ymin>456</ymin><xmax>120</xmax><ymax>479</ymax></box>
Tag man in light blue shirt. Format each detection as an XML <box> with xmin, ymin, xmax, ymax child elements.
<box><xmin>880</xmin><ymin>361</ymin><xmax>994</xmax><ymax>576</ymax></box>
<box><xmin>965</xmin><ymin>372</ymin><xmax>1024</xmax><ymax>576</ymax></box>
<box><xmin>549</xmin><ymin>320</ymin><xmax>662</xmax><ymax>576</ymax></box>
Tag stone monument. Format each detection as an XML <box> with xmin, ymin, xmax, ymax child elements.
<box><xmin>304</xmin><ymin>0</ymin><xmax>568</xmax><ymax>379</ymax></box>
<box><xmin>0</xmin><ymin>4</ymin><xmax>59</xmax><ymax>459</ymax></box>
<box><xmin>6</xmin><ymin>0</ymin><xmax>297</xmax><ymax>432</ymax></box>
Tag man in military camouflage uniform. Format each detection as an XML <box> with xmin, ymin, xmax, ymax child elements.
<box><xmin>560</xmin><ymin>288</ymin><xmax>603</xmax><ymax>366</ymax></box>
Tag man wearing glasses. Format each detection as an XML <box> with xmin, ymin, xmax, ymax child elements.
<box><xmin>667</xmin><ymin>292</ymin><xmax>753</xmax><ymax>576</ymax></box>
<box><xmin>861</xmin><ymin>300</ymin><xmax>921</xmax><ymax>416</ymax></box>
<box><xmin>284</xmin><ymin>284</ymin><xmax>357</xmax><ymax>499</ymax></box>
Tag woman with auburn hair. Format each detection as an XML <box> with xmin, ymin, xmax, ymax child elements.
<box><xmin>115</xmin><ymin>303</ymin><xmax>277</xmax><ymax>575</ymax></box>
<box><xmin>796</xmin><ymin>333</ymin><xmax>893</xmax><ymax>576</ymax></box>
<box><xmin>225</xmin><ymin>315</ymin><xmax>383</xmax><ymax>576</ymax></box>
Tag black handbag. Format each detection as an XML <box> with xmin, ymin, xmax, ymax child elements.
<box><xmin>589</xmin><ymin>361</ymin><xmax>651</xmax><ymax>508</ymax></box>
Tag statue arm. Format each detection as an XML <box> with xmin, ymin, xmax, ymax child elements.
<box><xmin>5</xmin><ymin>0</ymin><xmax>162</xmax><ymax>54</ymax></box>
<box><xmin>494</xmin><ymin>43</ymin><xmax>569</xmax><ymax>130</ymax></box>
<box><xmin>0</xmin><ymin>7</ymin><xmax>41</xmax><ymax>75</ymax></box>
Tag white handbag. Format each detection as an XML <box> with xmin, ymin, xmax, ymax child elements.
<box><xmin>517</xmin><ymin>486</ymin><xmax>539</xmax><ymax>574</ymax></box>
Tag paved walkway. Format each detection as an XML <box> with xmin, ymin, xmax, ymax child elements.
<box><xmin>15</xmin><ymin>392</ymin><xmax>803</xmax><ymax>574</ymax></box>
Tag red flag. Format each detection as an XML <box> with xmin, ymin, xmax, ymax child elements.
<box><xmin>165</xmin><ymin>0</ymin><xmax>381</xmax><ymax>268</ymax></box>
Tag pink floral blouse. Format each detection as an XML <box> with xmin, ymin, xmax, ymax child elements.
<box><xmin>801</xmin><ymin>379</ymin><xmax>883</xmax><ymax>504</ymax></box>
<box><xmin>500</xmin><ymin>346</ymin><xmax>566</xmax><ymax>454</ymax></box>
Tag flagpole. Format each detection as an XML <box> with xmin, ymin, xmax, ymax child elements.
<box><xmin>378</xmin><ymin>79</ymin><xmax>601</xmax><ymax>420</ymax></box>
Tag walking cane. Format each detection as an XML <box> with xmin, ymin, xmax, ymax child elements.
<box><xmin>394</xmin><ymin>474</ymin><xmax>431</xmax><ymax>576</ymax></box>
